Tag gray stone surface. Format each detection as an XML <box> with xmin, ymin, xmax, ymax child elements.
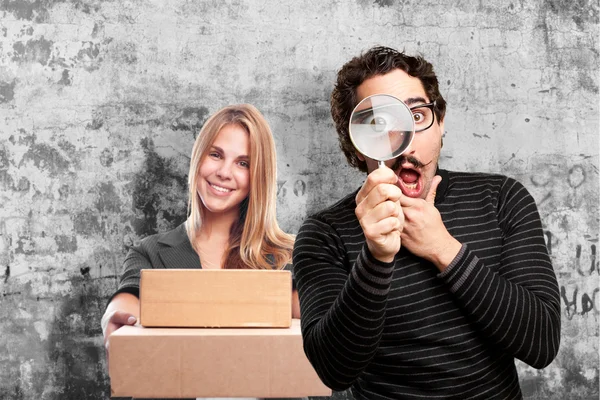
<box><xmin>0</xmin><ymin>0</ymin><xmax>598</xmax><ymax>399</ymax></box>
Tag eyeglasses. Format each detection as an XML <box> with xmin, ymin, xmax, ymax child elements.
<box><xmin>351</xmin><ymin>100</ymin><xmax>437</xmax><ymax>134</ymax></box>
<box><xmin>410</xmin><ymin>101</ymin><xmax>436</xmax><ymax>133</ymax></box>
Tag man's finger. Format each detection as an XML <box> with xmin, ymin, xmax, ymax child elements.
<box><xmin>357</xmin><ymin>183</ymin><xmax>402</xmax><ymax>216</ymax></box>
<box><xmin>356</xmin><ymin>166</ymin><xmax>399</xmax><ymax>204</ymax></box>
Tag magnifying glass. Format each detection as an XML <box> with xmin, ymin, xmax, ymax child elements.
<box><xmin>349</xmin><ymin>94</ymin><xmax>415</xmax><ymax>168</ymax></box>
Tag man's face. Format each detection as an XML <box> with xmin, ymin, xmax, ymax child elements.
<box><xmin>355</xmin><ymin>68</ymin><xmax>444</xmax><ymax>200</ymax></box>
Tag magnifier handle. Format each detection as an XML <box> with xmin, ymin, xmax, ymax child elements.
<box><xmin>378</xmin><ymin>160</ymin><xmax>386</xmax><ymax>168</ymax></box>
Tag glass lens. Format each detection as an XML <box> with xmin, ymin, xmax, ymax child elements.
<box><xmin>411</xmin><ymin>104</ymin><xmax>434</xmax><ymax>132</ymax></box>
<box><xmin>349</xmin><ymin>94</ymin><xmax>414</xmax><ymax>162</ymax></box>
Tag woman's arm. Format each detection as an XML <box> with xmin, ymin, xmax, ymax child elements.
<box><xmin>102</xmin><ymin>245</ymin><xmax>152</xmax><ymax>361</ymax></box>
<box><xmin>101</xmin><ymin>292</ymin><xmax>140</xmax><ymax>359</ymax></box>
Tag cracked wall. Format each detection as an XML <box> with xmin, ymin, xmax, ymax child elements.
<box><xmin>0</xmin><ymin>0</ymin><xmax>598</xmax><ymax>399</ymax></box>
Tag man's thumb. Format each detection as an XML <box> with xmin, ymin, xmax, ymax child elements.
<box><xmin>426</xmin><ymin>175</ymin><xmax>442</xmax><ymax>204</ymax></box>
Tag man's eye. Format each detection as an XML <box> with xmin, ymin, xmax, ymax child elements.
<box><xmin>413</xmin><ymin>112</ymin><xmax>425</xmax><ymax>123</ymax></box>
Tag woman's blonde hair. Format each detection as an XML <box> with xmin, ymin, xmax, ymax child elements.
<box><xmin>186</xmin><ymin>104</ymin><xmax>294</xmax><ymax>270</ymax></box>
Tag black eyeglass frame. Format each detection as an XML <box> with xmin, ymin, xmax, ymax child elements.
<box><xmin>410</xmin><ymin>101</ymin><xmax>437</xmax><ymax>133</ymax></box>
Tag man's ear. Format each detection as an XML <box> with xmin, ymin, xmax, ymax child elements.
<box><xmin>356</xmin><ymin>150</ymin><xmax>365</xmax><ymax>161</ymax></box>
<box><xmin>439</xmin><ymin>120</ymin><xmax>445</xmax><ymax>148</ymax></box>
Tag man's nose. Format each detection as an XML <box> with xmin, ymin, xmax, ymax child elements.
<box><xmin>401</xmin><ymin>138</ymin><xmax>416</xmax><ymax>157</ymax></box>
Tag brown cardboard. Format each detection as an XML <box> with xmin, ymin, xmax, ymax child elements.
<box><xmin>140</xmin><ymin>269</ymin><xmax>292</xmax><ymax>328</ymax></box>
<box><xmin>108</xmin><ymin>319</ymin><xmax>331</xmax><ymax>398</ymax></box>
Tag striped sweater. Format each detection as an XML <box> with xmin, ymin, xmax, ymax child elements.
<box><xmin>292</xmin><ymin>169</ymin><xmax>560</xmax><ymax>400</ymax></box>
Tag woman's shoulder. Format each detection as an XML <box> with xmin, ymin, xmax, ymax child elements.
<box><xmin>134</xmin><ymin>223</ymin><xmax>188</xmax><ymax>250</ymax></box>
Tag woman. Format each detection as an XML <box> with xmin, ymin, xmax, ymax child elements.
<box><xmin>102</xmin><ymin>104</ymin><xmax>299</xmax><ymax>368</ymax></box>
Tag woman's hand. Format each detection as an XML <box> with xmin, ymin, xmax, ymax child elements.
<box><xmin>101</xmin><ymin>293</ymin><xmax>140</xmax><ymax>366</ymax></box>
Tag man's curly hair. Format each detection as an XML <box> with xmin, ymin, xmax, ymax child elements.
<box><xmin>331</xmin><ymin>46</ymin><xmax>447</xmax><ymax>172</ymax></box>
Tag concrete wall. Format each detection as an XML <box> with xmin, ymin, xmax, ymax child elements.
<box><xmin>0</xmin><ymin>0</ymin><xmax>597</xmax><ymax>399</ymax></box>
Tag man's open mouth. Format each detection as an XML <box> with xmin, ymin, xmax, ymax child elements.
<box><xmin>397</xmin><ymin>168</ymin><xmax>422</xmax><ymax>197</ymax></box>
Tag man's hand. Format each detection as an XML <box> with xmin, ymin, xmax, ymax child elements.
<box><xmin>355</xmin><ymin>167</ymin><xmax>404</xmax><ymax>263</ymax></box>
<box><xmin>399</xmin><ymin>175</ymin><xmax>461</xmax><ymax>271</ymax></box>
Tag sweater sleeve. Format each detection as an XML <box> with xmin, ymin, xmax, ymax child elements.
<box><xmin>106</xmin><ymin>245</ymin><xmax>153</xmax><ymax>305</ymax></box>
<box><xmin>438</xmin><ymin>178</ymin><xmax>560</xmax><ymax>368</ymax></box>
<box><xmin>292</xmin><ymin>216</ymin><xmax>394</xmax><ymax>391</ymax></box>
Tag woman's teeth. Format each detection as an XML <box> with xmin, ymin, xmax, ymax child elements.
<box><xmin>210</xmin><ymin>183</ymin><xmax>232</xmax><ymax>193</ymax></box>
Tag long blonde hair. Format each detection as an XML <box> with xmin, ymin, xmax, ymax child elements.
<box><xmin>186</xmin><ymin>104</ymin><xmax>294</xmax><ymax>270</ymax></box>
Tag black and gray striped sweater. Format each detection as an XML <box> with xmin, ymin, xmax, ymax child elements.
<box><xmin>293</xmin><ymin>169</ymin><xmax>560</xmax><ymax>400</ymax></box>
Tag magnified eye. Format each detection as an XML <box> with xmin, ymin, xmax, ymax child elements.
<box><xmin>362</xmin><ymin>113</ymin><xmax>396</xmax><ymax>132</ymax></box>
<box><xmin>371</xmin><ymin>116</ymin><xmax>388</xmax><ymax>132</ymax></box>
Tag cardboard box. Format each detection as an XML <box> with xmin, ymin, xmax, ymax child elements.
<box><xmin>140</xmin><ymin>269</ymin><xmax>292</xmax><ymax>328</ymax></box>
<box><xmin>109</xmin><ymin>319</ymin><xmax>331</xmax><ymax>398</ymax></box>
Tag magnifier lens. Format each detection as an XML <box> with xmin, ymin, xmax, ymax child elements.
<box><xmin>349</xmin><ymin>95</ymin><xmax>415</xmax><ymax>163</ymax></box>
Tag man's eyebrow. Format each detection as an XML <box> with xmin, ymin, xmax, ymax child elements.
<box><xmin>404</xmin><ymin>97</ymin><xmax>429</xmax><ymax>106</ymax></box>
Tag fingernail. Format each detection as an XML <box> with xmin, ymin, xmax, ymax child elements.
<box><xmin>127</xmin><ymin>316</ymin><xmax>136</xmax><ymax>324</ymax></box>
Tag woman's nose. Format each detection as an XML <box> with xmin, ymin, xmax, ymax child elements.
<box><xmin>215</xmin><ymin>162</ymin><xmax>233</xmax><ymax>179</ymax></box>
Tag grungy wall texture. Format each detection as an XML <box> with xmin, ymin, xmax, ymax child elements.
<box><xmin>0</xmin><ymin>0</ymin><xmax>598</xmax><ymax>399</ymax></box>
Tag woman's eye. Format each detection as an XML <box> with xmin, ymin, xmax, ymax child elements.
<box><xmin>209</xmin><ymin>152</ymin><xmax>221</xmax><ymax>159</ymax></box>
<box><xmin>239</xmin><ymin>161</ymin><xmax>249</xmax><ymax>168</ymax></box>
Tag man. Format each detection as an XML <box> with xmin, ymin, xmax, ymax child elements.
<box><xmin>292</xmin><ymin>46</ymin><xmax>560</xmax><ymax>399</ymax></box>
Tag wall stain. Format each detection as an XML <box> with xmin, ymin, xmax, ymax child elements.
<box><xmin>14</xmin><ymin>177</ymin><xmax>30</xmax><ymax>192</ymax></box>
<box><xmin>12</xmin><ymin>36</ymin><xmax>53</xmax><ymax>65</ymax></box>
<box><xmin>86</xmin><ymin>110</ymin><xmax>104</xmax><ymax>130</ymax></box>
<box><xmin>58</xmin><ymin>69</ymin><xmax>71</xmax><ymax>86</ymax></box>
<box><xmin>171</xmin><ymin>106</ymin><xmax>210</xmax><ymax>136</ymax></box>
<box><xmin>0</xmin><ymin>80</ymin><xmax>16</xmax><ymax>103</ymax></box>
<box><xmin>123</xmin><ymin>102</ymin><xmax>160</xmax><ymax>127</ymax></box>
<box><xmin>91</xmin><ymin>21</ymin><xmax>104</xmax><ymax>38</ymax></box>
<box><xmin>99</xmin><ymin>148</ymin><xmax>113</xmax><ymax>167</ymax></box>
<box><xmin>76</xmin><ymin>41</ymin><xmax>102</xmax><ymax>71</ymax></box>
<box><xmin>543</xmin><ymin>0</ymin><xmax>599</xmax><ymax>26</ymax></box>
<box><xmin>374</xmin><ymin>0</ymin><xmax>394</xmax><ymax>7</ymax></box>
<box><xmin>55</xmin><ymin>235</ymin><xmax>78</xmax><ymax>253</ymax></box>
<box><xmin>20</xmin><ymin>142</ymin><xmax>71</xmax><ymax>177</ymax></box>
<box><xmin>0</xmin><ymin>0</ymin><xmax>50</xmax><ymax>22</ymax></box>
<box><xmin>559</xmin><ymin>347</ymin><xmax>598</xmax><ymax>395</ymax></box>
<box><xmin>0</xmin><ymin>170</ymin><xmax>14</xmax><ymax>191</ymax></box>
<box><xmin>46</xmin><ymin>280</ymin><xmax>110</xmax><ymax>399</ymax></box>
<box><xmin>4</xmin><ymin>265</ymin><xmax>9</xmax><ymax>283</ymax></box>
<box><xmin>1</xmin><ymin>0</ymin><xmax>102</xmax><ymax>22</ymax></box>
<box><xmin>578</xmin><ymin>70</ymin><xmax>599</xmax><ymax>94</ymax></box>
<box><xmin>94</xmin><ymin>182</ymin><xmax>121</xmax><ymax>213</ymax></box>
<box><xmin>73</xmin><ymin>210</ymin><xmax>104</xmax><ymax>236</ymax></box>
<box><xmin>131</xmin><ymin>138</ymin><xmax>187</xmax><ymax>238</ymax></box>
<box><xmin>115</xmin><ymin>41</ymin><xmax>138</xmax><ymax>64</ymax></box>
<box><xmin>0</xmin><ymin>145</ymin><xmax>9</xmax><ymax>170</ymax></box>
<box><xmin>15</xmin><ymin>236</ymin><xmax>34</xmax><ymax>255</ymax></box>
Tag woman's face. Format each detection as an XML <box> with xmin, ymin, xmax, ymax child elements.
<box><xmin>197</xmin><ymin>123</ymin><xmax>251</xmax><ymax>217</ymax></box>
